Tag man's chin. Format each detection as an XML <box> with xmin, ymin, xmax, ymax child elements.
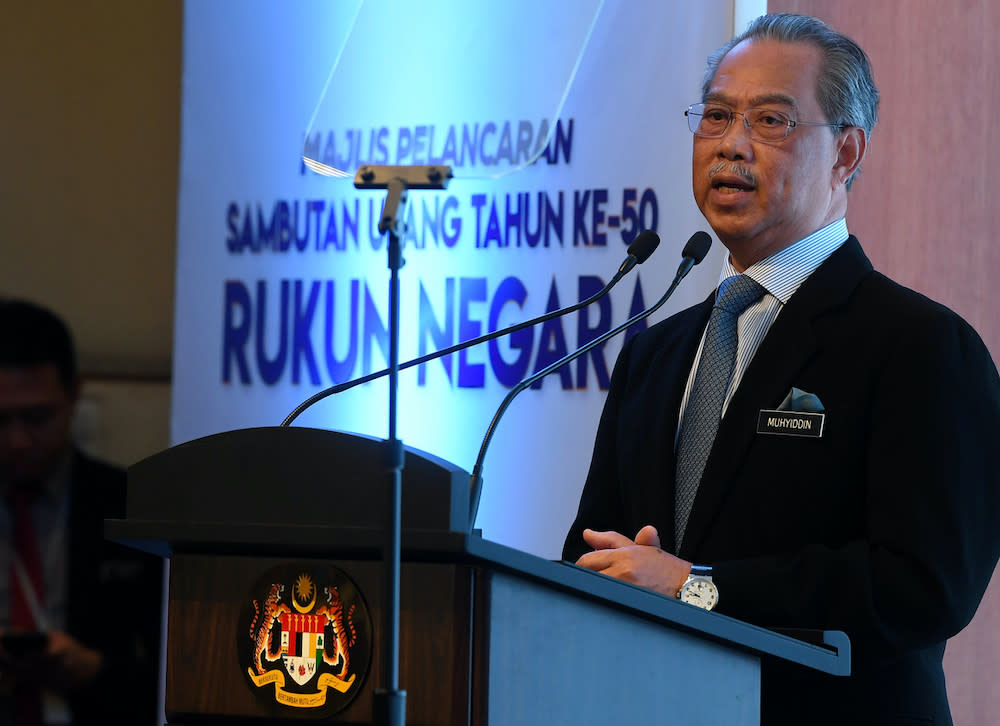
<box><xmin>700</xmin><ymin>206</ymin><xmax>756</xmax><ymax>240</ymax></box>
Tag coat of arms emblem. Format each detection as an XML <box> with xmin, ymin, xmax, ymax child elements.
<box><xmin>240</xmin><ymin>563</ymin><xmax>371</xmax><ymax>715</ymax></box>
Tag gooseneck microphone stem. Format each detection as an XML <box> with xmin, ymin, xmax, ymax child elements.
<box><xmin>280</xmin><ymin>231</ymin><xmax>660</xmax><ymax>427</ymax></box>
<box><xmin>468</xmin><ymin>233</ymin><xmax>711</xmax><ymax>525</ymax></box>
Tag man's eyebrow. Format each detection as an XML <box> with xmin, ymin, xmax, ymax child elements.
<box><xmin>704</xmin><ymin>92</ymin><xmax>799</xmax><ymax>109</ymax></box>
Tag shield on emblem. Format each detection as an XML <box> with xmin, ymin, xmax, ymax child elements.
<box><xmin>282</xmin><ymin>654</ymin><xmax>318</xmax><ymax>686</ymax></box>
<box><xmin>280</xmin><ymin>614</ymin><xmax>326</xmax><ymax>686</ymax></box>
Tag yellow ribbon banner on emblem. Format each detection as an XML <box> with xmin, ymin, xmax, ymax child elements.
<box><xmin>318</xmin><ymin>672</ymin><xmax>356</xmax><ymax>694</ymax></box>
<box><xmin>247</xmin><ymin>668</ymin><xmax>357</xmax><ymax>708</ymax></box>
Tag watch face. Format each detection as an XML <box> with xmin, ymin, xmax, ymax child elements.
<box><xmin>680</xmin><ymin>578</ymin><xmax>718</xmax><ymax>611</ymax></box>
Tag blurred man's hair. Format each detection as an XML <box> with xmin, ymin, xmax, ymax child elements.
<box><xmin>0</xmin><ymin>298</ymin><xmax>77</xmax><ymax>390</ymax></box>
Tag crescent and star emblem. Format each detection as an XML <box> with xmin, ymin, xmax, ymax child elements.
<box><xmin>292</xmin><ymin>573</ymin><xmax>317</xmax><ymax>613</ymax></box>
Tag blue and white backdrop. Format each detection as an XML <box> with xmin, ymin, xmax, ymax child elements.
<box><xmin>173</xmin><ymin>0</ymin><xmax>762</xmax><ymax>557</ymax></box>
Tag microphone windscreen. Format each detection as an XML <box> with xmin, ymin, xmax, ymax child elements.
<box><xmin>682</xmin><ymin>231</ymin><xmax>712</xmax><ymax>265</ymax></box>
<box><xmin>627</xmin><ymin>230</ymin><xmax>661</xmax><ymax>264</ymax></box>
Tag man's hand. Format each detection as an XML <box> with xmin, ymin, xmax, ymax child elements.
<box><xmin>46</xmin><ymin>630</ymin><xmax>104</xmax><ymax>691</ymax></box>
<box><xmin>575</xmin><ymin>525</ymin><xmax>692</xmax><ymax>597</ymax></box>
<box><xmin>1</xmin><ymin>630</ymin><xmax>104</xmax><ymax>693</ymax></box>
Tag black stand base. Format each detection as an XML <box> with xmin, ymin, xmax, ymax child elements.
<box><xmin>374</xmin><ymin>688</ymin><xmax>407</xmax><ymax>726</ymax></box>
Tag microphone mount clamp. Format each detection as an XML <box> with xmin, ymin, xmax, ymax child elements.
<box><xmin>354</xmin><ymin>165</ymin><xmax>453</xmax><ymax>236</ymax></box>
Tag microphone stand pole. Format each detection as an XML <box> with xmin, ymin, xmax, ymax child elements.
<box><xmin>355</xmin><ymin>164</ymin><xmax>452</xmax><ymax>726</ymax></box>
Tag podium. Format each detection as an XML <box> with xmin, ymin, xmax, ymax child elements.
<box><xmin>107</xmin><ymin>426</ymin><xmax>848</xmax><ymax>725</ymax></box>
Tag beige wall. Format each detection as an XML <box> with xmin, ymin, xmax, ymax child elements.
<box><xmin>0</xmin><ymin>1</ymin><xmax>180</xmax><ymax>378</ymax></box>
<box><xmin>768</xmin><ymin>1</ymin><xmax>1000</xmax><ymax>722</ymax></box>
<box><xmin>0</xmin><ymin>1</ymin><xmax>181</xmax><ymax>464</ymax></box>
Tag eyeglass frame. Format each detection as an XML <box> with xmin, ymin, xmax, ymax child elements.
<box><xmin>685</xmin><ymin>102</ymin><xmax>847</xmax><ymax>142</ymax></box>
<box><xmin>0</xmin><ymin>404</ymin><xmax>64</xmax><ymax>432</ymax></box>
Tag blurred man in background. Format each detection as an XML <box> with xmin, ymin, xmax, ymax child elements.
<box><xmin>0</xmin><ymin>298</ymin><xmax>163</xmax><ymax>725</ymax></box>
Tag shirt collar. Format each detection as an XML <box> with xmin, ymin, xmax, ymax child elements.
<box><xmin>718</xmin><ymin>218</ymin><xmax>849</xmax><ymax>304</ymax></box>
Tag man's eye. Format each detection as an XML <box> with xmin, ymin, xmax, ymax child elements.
<box><xmin>704</xmin><ymin>108</ymin><xmax>729</xmax><ymax>122</ymax></box>
<box><xmin>22</xmin><ymin>408</ymin><xmax>56</xmax><ymax>426</ymax></box>
<box><xmin>756</xmin><ymin>112</ymin><xmax>787</xmax><ymax>127</ymax></box>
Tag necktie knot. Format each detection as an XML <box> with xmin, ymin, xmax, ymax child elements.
<box><xmin>715</xmin><ymin>274</ymin><xmax>766</xmax><ymax>316</ymax></box>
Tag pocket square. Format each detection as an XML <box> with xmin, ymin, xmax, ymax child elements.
<box><xmin>776</xmin><ymin>387</ymin><xmax>824</xmax><ymax>413</ymax></box>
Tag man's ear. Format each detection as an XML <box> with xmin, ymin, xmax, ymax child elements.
<box><xmin>833</xmin><ymin>126</ymin><xmax>867</xmax><ymax>187</ymax></box>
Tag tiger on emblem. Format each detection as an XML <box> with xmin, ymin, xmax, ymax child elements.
<box><xmin>315</xmin><ymin>585</ymin><xmax>358</xmax><ymax>679</ymax></box>
<box><xmin>248</xmin><ymin>583</ymin><xmax>291</xmax><ymax>675</ymax></box>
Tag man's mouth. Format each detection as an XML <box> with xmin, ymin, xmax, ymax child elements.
<box><xmin>712</xmin><ymin>177</ymin><xmax>755</xmax><ymax>193</ymax></box>
<box><xmin>707</xmin><ymin>163</ymin><xmax>757</xmax><ymax>195</ymax></box>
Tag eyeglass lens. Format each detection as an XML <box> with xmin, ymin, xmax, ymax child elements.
<box><xmin>687</xmin><ymin>104</ymin><xmax>792</xmax><ymax>141</ymax></box>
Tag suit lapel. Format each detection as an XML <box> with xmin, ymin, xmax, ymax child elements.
<box><xmin>679</xmin><ymin>238</ymin><xmax>873</xmax><ymax>558</ymax></box>
<box><xmin>66</xmin><ymin>452</ymin><xmax>103</xmax><ymax>632</ymax></box>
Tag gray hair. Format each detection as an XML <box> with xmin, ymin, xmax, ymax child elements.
<box><xmin>703</xmin><ymin>13</ymin><xmax>879</xmax><ymax>188</ymax></box>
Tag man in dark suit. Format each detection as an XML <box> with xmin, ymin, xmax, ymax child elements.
<box><xmin>0</xmin><ymin>299</ymin><xmax>163</xmax><ymax>724</ymax></box>
<box><xmin>563</xmin><ymin>14</ymin><xmax>1000</xmax><ymax>725</ymax></box>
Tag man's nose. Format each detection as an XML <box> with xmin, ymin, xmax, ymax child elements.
<box><xmin>0</xmin><ymin>418</ymin><xmax>35</xmax><ymax>450</ymax></box>
<box><xmin>715</xmin><ymin>116</ymin><xmax>754</xmax><ymax>159</ymax></box>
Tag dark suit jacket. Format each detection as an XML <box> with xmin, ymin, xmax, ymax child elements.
<box><xmin>63</xmin><ymin>450</ymin><xmax>164</xmax><ymax>725</ymax></box>
<box><xmin>564</xmin><ymin>238</ymin><xmax>1000</xmax><ymax>726</ymax></box>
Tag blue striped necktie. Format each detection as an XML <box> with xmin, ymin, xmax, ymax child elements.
<box><xmin>675</xmin><ymin>274</ymin><xmax>766</xmax><ymax>551</ymax></box>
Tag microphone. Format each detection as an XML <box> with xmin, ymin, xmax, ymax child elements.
<box><xmin>468</xmin><ymin>231</ymin><xmax>713</xmax><ymax>525</ymax></box>
<box><xmin>616</xmin><ymin>228</ymin><xmax>660</xmax><ymax>272</ymax></box>
<box><xmin>677</xmin><ymin>230</ymin><xmax>712</xmax><ymax>277</ymax></box>
<box><xmin>280</xmin><ymin>230</ymin><xmax>661</xmax><ymax>426</ymax></box>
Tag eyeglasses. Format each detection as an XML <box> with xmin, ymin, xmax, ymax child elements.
<box><xmin>685</xmin><ymin>102</ymin><xmax>845</xmax><ymax>142</ymax></box>
<box><xmin>0</xmin><ymin>405</ymin><xmax>61</xmax><ymax>431</ymax></box>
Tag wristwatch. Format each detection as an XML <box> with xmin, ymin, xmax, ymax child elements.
<box><xmin>677</xmin><ymin>565</ymin><xmax>718</xmax><ymax>611</ymax></box>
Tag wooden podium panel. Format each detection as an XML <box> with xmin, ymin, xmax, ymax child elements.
<box><xmin>166</xmin><ymin>554</ymin><xmax>474</xmax><ymax>724</ymax></box>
